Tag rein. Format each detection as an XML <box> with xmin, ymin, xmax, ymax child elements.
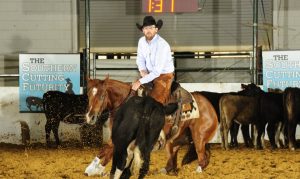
<box><xmin>108</xmin><ymin>88</ymin><xmax>136</xmax><ymax>115</ymax></box>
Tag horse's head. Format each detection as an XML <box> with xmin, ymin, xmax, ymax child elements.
<box><xmin>85</xmin><ymin>77</ymin><xmax>110</xmax><ymax>125</ymax></box>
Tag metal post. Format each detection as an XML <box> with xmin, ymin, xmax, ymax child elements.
<box><xmin>84</xmin><ymin>0</ymin><xmax>90</xmax><ymax>94</ymax></box>
<box><xmin>93</xmin><ymin>53</ymin><xmax>96</xmax><ymax>79</ymax></box>
<box><xmin>252</xmin><ymin>0</ymin><xmax>258</xmax><ymax>84</ymax></box>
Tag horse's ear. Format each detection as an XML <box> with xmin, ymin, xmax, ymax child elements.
<box><xmin>105</xmin><ymin>74</ymin><xmax>110</xmax><ymax>80</ymax></box>
<box><xmin>86</xmin><ymin>76</ymin><xmax>91</xmax><ymax>82</ymax></box>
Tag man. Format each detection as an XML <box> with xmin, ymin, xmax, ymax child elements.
<box><xmin>132</xmin><ymin>16</ymin><xmax>174</xmax><ymax>105</ymax></box>
<box><xmin>65</xmin><ymin>78</ymin><xmax>74</xmax><ymax>94</ymax></box>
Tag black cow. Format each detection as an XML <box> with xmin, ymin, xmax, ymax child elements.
<box><xmin>258</xmin><ymin>91</ymin><xmax>286</xmax><ymax>149</ymax></box>
<box><xmin>42</xmin><ymin>91</ymin><xmax>107</xmax><ymax>147</ymax></box>
<box><xmin>284</xmin><ymin>87</ymin><xmax>300</xmax><ymax>150</ymax></box>
<box><xmin>110</xmin><ymin>96</ymin><xmax>177</xmax><ymax>179</ymax></box>
<box><xmin>26</xmin><ymin>96</ymin><xmax>43</xmax><ymax>111</ymax></box>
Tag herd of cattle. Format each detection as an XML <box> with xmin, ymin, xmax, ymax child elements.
<box><xmin>201</xmin><ymin>84</ymin><xmax>300</xmax><ymax>151</ymax></box>
<box><xmin>41</xmin><ymin>83</ymin><xmax>300</xmax><ymax>151</ymax></box>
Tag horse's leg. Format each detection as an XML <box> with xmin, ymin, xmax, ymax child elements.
<box><xmin>191</xmin><ymin>131</ymin><xmax>207</xmax><ymax>173</ymax></box>
<box><xmin>45</xmin><ymin>119</ymin><xmax>52</xmax><ymax>147</ymax></box>
<box><xmin>163</xmin><ymin>122</ymin><xmax>187</xmax><ymax>174</ymax></box>
<box><xmin>85</xmin><ymin>118</ymin><xmax>114</xmax><ymax>176</ymax></box>
<box><xmin>52</xmin><ymin>121</ymin><xmax>61</xmax><ymax>147</ymax></box>
<box><xmin>98</xmin><ymin>117</ymin><xmax>114</xmax><ymax>166</ymax></box>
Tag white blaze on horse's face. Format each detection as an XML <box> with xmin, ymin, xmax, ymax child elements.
<box><xmin>86</xmin><ymin>87</ymin><xmax>99</xmax><ymax>125</ymax></box>
<box><xmin>92</xmin><ymin>87</ymin><xmax>98</xmax><ymax>96</ymax></box>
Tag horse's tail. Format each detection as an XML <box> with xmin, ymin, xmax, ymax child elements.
<box><xmin>181</xmin><ymin>128</ymin><xmax>211</xmax><ymax>167</ymax></box>
<box><xmin>181</xmin><ymin>129</ymin><xmax>196</xmax><ymax>165</ymax></box>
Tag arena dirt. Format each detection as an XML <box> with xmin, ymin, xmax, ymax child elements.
<box><xmin>0</xmin><ymin>143</ymin><xmax>299</xmax><ymax>179</ymax></box>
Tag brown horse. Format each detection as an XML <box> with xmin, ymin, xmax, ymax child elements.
<box><xmin>84</xmin><ymin>76</ymin><xmax>218</xmax><ymax>175</ymax></box>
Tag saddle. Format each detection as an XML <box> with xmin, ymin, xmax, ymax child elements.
<box><xmin>169</xmin><ymin>81</ymin><xmax>193</xmax><ymax>112</ymax></box>
<box><xmin>139</xmin><ymin>81</ymin><xmax>196</xmax><ymax>135</ymax></box>
<box><xmin>139</xmin><ymin>81</ymin><xmax>193</xmax><ymax>110</ymax></box>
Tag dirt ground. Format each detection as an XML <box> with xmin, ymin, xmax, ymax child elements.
<box><xmin>0</xmin><ymin>143</ymin><xmax>299</xmax><ymax>179</ymax></box>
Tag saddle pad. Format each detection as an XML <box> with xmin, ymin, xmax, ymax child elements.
<box><xmin>180</xmin><ymin>95</ymin><xmax>200</xmax><ymax>121</ymax></box>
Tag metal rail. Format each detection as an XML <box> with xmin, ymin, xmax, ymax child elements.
<box><xmin>0</xmin><ymin>74</ymin><xmax>19</xmax><ymax>77</ymax></box>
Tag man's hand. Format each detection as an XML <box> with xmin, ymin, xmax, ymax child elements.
<box><xmin>131</xmin><ymin>80</ymin><xmax>141</xmax><ymax>91</ymax></box>
<box><xmin>140</xmin><ymin>70</ymin><xmax>148</xmax><ymax>77</ymax></box>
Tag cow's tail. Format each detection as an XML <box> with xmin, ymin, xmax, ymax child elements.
<box><xmin>130</xmin><ymin>100</ymin><xmax>153</xmax><ymax>175</ymax></box>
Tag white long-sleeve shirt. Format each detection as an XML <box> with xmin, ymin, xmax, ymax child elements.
<box><xmin>136</xmin><ymin>34</ymin><xmax>174</xmax><ymax>84</ymax></box>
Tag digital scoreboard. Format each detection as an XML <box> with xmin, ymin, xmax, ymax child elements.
<box><xmin>142</xmin><ymin>0</ymin><xmax>199</xmax><ymax>13</ymax></box>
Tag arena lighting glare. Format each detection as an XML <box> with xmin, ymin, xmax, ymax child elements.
<box><xmin>142</xmin><ymin>0</ymin><xmax>199</xmax><ymax>13</ymax></box>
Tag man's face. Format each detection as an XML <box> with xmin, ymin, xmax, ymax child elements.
<box><xmin>142</xmin><ymin>25</ymin><xmax>158</xmax><ymax>41</ymax></box>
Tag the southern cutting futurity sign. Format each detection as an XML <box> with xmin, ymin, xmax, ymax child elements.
<box><xmin>19</xmin><ymin>54</ymin><xmax>80</xmax><ymax>112</ymax></box>
<box><xmin>263</xmin><ymin>50</ymin><xmax>300</xmax><ymax>91</ymax></box>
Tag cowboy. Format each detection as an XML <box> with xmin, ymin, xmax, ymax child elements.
<box><xmin>131</xmin><ymin>16</ymin><xmax>174</xmax><ymax>105</ymax></box>
<box><xmin>65</xmin><ymin>78</ymin><xmax>74</xmax><ymax>94</ymax></box>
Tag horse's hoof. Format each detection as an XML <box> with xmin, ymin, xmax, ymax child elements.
<box><xmin>195</xmin><ymin>166</ymin><xmax>203</xmax><ymax>173</ymax></box>
<box><xmin>84</xmin><ymin>158</ymin><xmax>105</xmax><ymax>176</ymax></box>
<box><xmin>159</xmin><ymin>168</ymin><xmax>167</xmax><ymax>174</ymax></box>
<box><xmin>290</xmin><ymin>147</ymin><xmax>295</xmax><ymax>151</ymax></box>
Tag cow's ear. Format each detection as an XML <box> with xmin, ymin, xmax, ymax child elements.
<box><xmin>241</xmin><ymin>84</ymin><xmax>246</xmax><ymax>89</ymax></box>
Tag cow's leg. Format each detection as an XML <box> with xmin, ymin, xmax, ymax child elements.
<box><xmin>219</xmin><ymin>118</ymin><xmax>226</xmax><ymax>149</ymax></box>
<box><xmin>45</xmin><ymin>119</ymin><xmax>52</xmax><ymax>147</ymax></box>
<box><xmin>241</xmin><ymin>124</ymin><xmax>253</xmax><ymax>148</ymax></box>
<box><xmin>288</xmin><ymin>121</ymin><xmax>297</xmax><ymax>150</ymax></box>
<box><xmin>114</xmin><ymin>148</ymin><xmax>128</xmax><ymax>179</ymax></box>
<box><xmin>267</xmin><ymin>122</ymin><xmax>277</xmax><ymax>149</ymax></box>
<box><xmin>109</xmin><ymin>151</ymin><xmax>117</xmax><ymax>178</ymax></box>
<box><xmin>52</xmin><ymin>121</ymin><xmax>61</xmax><ymax>147</ymax></box>
<box><xmin>223</xmin><ymin>119</ymin><xmax>231</xmax><ymax>150</ymax></box>
<box><xmin>275</xmin><ymin>122</ymin><xmax>282</xmax><ymax>148</ymax></box>
<box><xmin>283</xmin><ymin>121</ymin><xmax>289</xmax><ymax>148</ymax></box>
<box><xmin>229</xmin><ymin>122</ymin><xmax>239</xmax><ymax>148</ymax></box>
<box><xmin>138</xmin><ymin>151</ymin><xmax>150</xmax><ymax>179</ymax></box>
<box><xmin>253</xmin><ymin>123</ymin><xmax>264</xmax><ymax>150</ymax></box>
